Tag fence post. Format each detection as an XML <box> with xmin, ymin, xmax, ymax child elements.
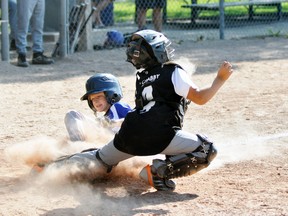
<box><xmin>1</xmin><ymin>0</ymin><xmax>10</xmax><ymax>61</ymax></box>
<box><xmin>59</xmin><ymin>0</ymin><xmax>68</xmax><ymax>58</ymax></box>
<box><xmin>219</xmin><ymin>0</ymin><xmax>225</xmax><ymax>40</ymax></box>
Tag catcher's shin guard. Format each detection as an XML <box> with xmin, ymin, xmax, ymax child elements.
<box><xmin>152</xmin><ymin>134</ymin><xmax>217</xmax><ymax>179</ymax></box>
<box><xmin>139</xmin><ymin>164</ymin><xmax>176</xmax><ymax>191</ymax></box>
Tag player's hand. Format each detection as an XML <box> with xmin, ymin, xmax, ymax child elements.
<box><xmin>217</xmin><ymin>61</ymin><xmax>233</xmax><ymax>81</ymax></box>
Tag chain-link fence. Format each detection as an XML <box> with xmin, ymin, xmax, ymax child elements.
<box><xmin>1</xmin><ymin>0</ymin><xmax>288</xmax><ymax>60</ymax></box>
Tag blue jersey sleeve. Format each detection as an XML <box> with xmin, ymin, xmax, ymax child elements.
<box><xmin>106</xmin><ymin>101</ymin><xmax>132</xmax><ymax>120</ymax></box>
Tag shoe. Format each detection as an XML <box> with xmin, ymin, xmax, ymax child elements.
<box><xmin>10</xmin><ymin>39</ymin><xmax>17</xmax><ymax>51</ymax></box>
<box><xmin>30</xmin><ymin>163</ymin><xmax>47</xmax><ymax>176</ymax></box>
<box><xmin>17</xmin><ymin>53</ymin><xmax>29</xmax><ymax>67</ymax></box>
<box><xmin>139</xmin><ymin>164</ymin><xmax>176</xmax><ymax>191</ymax></box>
<box><xmin>32</xmin><ymin>52</ymin><xmax>54</xmax><ymax>65</ymax></box>
<box><xmin>32</xmin><ymin>163</ymin><xmax>45</xmax><ymax>173</ymax></box>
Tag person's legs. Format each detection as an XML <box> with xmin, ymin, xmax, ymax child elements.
<box><xmin>64</xmin><ymin>110</ymin><xmax>107</xmax><ymax>142</ymax></box>
<box><xmin>92</xmin><ymin>0</ymin><xmax>112</xmax><ymax>28</ymax></box>
<box><xmin>16</xmin><ymin>0</ymin><xmax>34</xmax><ymax>67</ymax></box>
<box><xmin>152</xmin><ymin>7</ymin><xmax>162</xmax><ymax>32</ymax></box>
<box><xmin>152</xmin><ymin>0</ymin><xmax>165</xmax><ymax>32</ymax></box>
<box><xmin>135</xmin><ymin>0</ymin><xmax>149</xmax><ymax>30</ymax></box>
<box><xmin>161</xmin><ymin>130</ymin><xmax>202</xmax><ymax>155</ymax></box>
<box><xmin>30</xmin><ymin>0</ymin><xmax>54</xmax><ymax>64</ymax></box>
<box><xmin>137</xmin><ymin>8</ymin><xmax>147</xmax><ymax>30</ymax></box>
<box><xmin>64</xmin><ymin>110</ymin><xmax>89</xmax><ymax>141</ymax></box>
<box><xmin>140</xmin><ymin>130</ymin><xmax>217</xmax><ymax>191</ymax></box>
<box><xmin>16</xmin><ymin>0</ymin><xmax>33</xmax><ymax>55</ymax></box>
<box><xmin>8</xmin><ymin>0</ymin><xmax>17</xmax><ymax>43</ymax></box>
<box><xmin>47</xmin><ymin>149</ymin><xmax>108</xmax><ymax>180</ymax></box>
<box><xmin>97</xmin><ymin>140</ymin><xmax>134</xmax><ymax>166</ymax></box>
<box><xmin>30</xmin><ymin>0</ymin><xmax>44</xmax><ymax>53</ymax></box>
<box><xmin>47</xmin><ymin>141</ymin><xmax>134</xmax><ymax>179</ymax></box>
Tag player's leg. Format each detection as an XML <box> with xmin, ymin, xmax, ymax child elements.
<box><xmin>135</xmin><ymin>0</ymin><xmax>149</xmax><ymax>30</ymax></box>
<box><xmin>8</xmin><ymin>0</ymin><xmax>17</xmax><ymax>45</ymax></box>
<box><xmin>152</xmin><ymin>7</ymin><xmax>162</xmax><ymax>32</ymax></box>
<box><xmin>16</xmin><ymin>0</ymin><xmax>33</xmax><ymax>54</ymax></box>
<box><xmin>40</xmin><ymin>140</ymin><xmax>134</xmax><ymax>177</ymax></box>
<box><xmin>30</xmin><ymin>0</ymin><xmax>45</xmax><ymax>53</ymax></box>
<box><xmin>139</xmin><ymin>130</ymin><xmax>217</xmax><ymax>191</ymax></box>
<box><xmin>64</xmin><ymin>110</ymin><xmax>99</xmax><ymax>141</ymax></box>
<box><xmin>64</xmin><ymin>110</ymin><xmax>87</xmax><ymax>141</ymax></box>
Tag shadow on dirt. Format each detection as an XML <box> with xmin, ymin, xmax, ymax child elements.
<box><xmin>40</xmin><ymin>190</ymin><xmax>198</xmax><ymax>216</ymax></box>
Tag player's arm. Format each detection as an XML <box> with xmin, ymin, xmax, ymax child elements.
<box><xmin>187</xmin><ymin>61</ymin><xmax>233</xmax><ymax>105</ymax></box>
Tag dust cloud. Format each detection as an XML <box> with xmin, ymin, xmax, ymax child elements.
<box><xmin>207</xmin><ymin>132</ymin><xmax>288</xmax><ymax>170</ymax></box>
<box><xmin>3</xmin><ymin>133</ymin><xmax>151</xmax><ymax>215</ymax></box>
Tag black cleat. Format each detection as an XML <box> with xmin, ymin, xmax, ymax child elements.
<box><xmin>139</xmin><ymin>164</ymin><xmax>176</xmax><ymax>191</ymax></box>
<box><xmin>32</xmin><ymin>52</ymin><xmax>54</xmax><ymax>65</ymax></box>
<box><xmin>17</xmin><ymin>53</ymin><xmax>29</xmax><ymax>67</ymax></box>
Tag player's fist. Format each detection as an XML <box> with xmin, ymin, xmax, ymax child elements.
<box><xmin>217</xmin><ymin>61</ymin><xmax>233</xmax><ymax>81</ymax></box>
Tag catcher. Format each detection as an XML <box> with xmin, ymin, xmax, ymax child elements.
<box><xmin>64</xmin><ymin>73</ymin><xmax>132</xmax><ymax>141</ymax></box>
<box><xmin>37</xmin><ymin>30</ymin><xmax>233</xmax><ymax>191</ymax></box>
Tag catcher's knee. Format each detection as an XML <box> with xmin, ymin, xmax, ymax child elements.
<box><xmin>139</xmin><ymin>134</ymin><xmax>217</xmax><ymax>191</ymax></box>
<box><xmin>152</xmin><ymin>134</ymin><xmax>217</xmax><ymax>179</ymax></box>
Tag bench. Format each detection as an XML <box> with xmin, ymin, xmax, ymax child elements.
<box><xmin>181</xmin><ymin>0</ymin><xmax>288</xmax><ymax>23</ymax></box>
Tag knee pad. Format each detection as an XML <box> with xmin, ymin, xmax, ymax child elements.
<box><xmin>151</xmin><ymin>134</ymin><xmax>217</xmax><ymax>179</ymax></box>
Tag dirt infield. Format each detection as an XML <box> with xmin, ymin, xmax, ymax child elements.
<box><xmin>0</xmin><ymin>36</ymin><xmax>287</xmax><ymax>216</ymax></box>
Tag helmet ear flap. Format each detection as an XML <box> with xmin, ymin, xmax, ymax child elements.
<box><xmin>105</xmin><ymin>92</ymin><xmax>122</xmax><ymax>105</ymax></box>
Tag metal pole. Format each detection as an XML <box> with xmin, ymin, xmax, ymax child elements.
<box><xmin>59</xmin><ymin>0</ymin><xmax>68</xmax><ymax>58</ymax></box>
<box><xmin>219</xmin><ymin>0</ymin><xmax>225</xmax><ymax>40</ymax></box>
<box><xmin>1</xmin><ymin>0</ymin><xmax>10</xmax><ymax>61</ymax></box>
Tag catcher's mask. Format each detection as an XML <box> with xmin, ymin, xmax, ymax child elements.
<box><xmin>126</xmin><ymin>29</ymin><xmax>174</xmax><ymax>69</ymax></box>
<box><xmin>81</xmin><ymin>73</ymin><xmax>123</xmax><ymax>112</ymax></box>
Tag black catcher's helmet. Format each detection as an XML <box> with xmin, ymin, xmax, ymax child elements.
<box><xmin>126</xmin><ymin>29</ymin><xmax>174</xmax><ymax>69</ymax></box>
<box><xmin>80</xmin><ymin>73</ymin><xmax>123</xmax><ymax>112</ymax></box>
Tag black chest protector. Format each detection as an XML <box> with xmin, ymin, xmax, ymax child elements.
<box><xmin>114</xmin><ymin>64</ymin><xmax>189</xmax><ymax>156</ymax></box>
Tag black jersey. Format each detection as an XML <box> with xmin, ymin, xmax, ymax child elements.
<box><xmin>114</xmin><ymin>64</ymin><xmax>187</xmax><ymax>156</ymax></box>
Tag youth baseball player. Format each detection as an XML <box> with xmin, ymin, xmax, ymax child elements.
<box><xmin>64</xmin><ymin>73</ymin><xmax>132</xmax><ymax>141</ymax></box>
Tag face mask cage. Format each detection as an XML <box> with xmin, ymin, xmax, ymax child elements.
<box><xmin>126</xmin><ymin>41</ymin><xmax>141</xmax><ymax>65</ymax></box>
<box><xmin>126</xmin><ymin>39</ymin><xmax>154</xmax><ymax>69</ymax></box>
<box><xmin>165</xmin><ymin>40</ymin><xmax>175</xmax><ymax>61</ymax></box>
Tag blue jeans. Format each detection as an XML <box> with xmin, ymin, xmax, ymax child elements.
<box><xmin>16</xmin><ymin>0</ymin><xmax>45</xmax><ymax>54</ymax></box>
<box><xmin>8</xmin><ymin>0</ymin><xmax>17</xmax><ymax>40</ymax></box>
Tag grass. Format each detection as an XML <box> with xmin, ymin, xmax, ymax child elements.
<box><xmin>113</xmin><ymin>0</ymin><xmax>288</xmax><ymax>22</ymax></box>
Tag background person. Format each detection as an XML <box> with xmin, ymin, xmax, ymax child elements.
<box><xmin>91</xmin><ymin>0</ymin><xmax>114</xmax><ymax>28</ymax></box>
<box><xmin>0</xmin><ymin>0</ymin><xmax>17</xmax><ymax>50</ymax></box>
<box><xmin>16</xmin><ymin>0</ymin><xmax>54</xmax><ymax>67</ymax></box>
<box><xmin>135</xmin><ymin>0</ymin><xmax>165</xmax><ymax>32</ymax></box>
